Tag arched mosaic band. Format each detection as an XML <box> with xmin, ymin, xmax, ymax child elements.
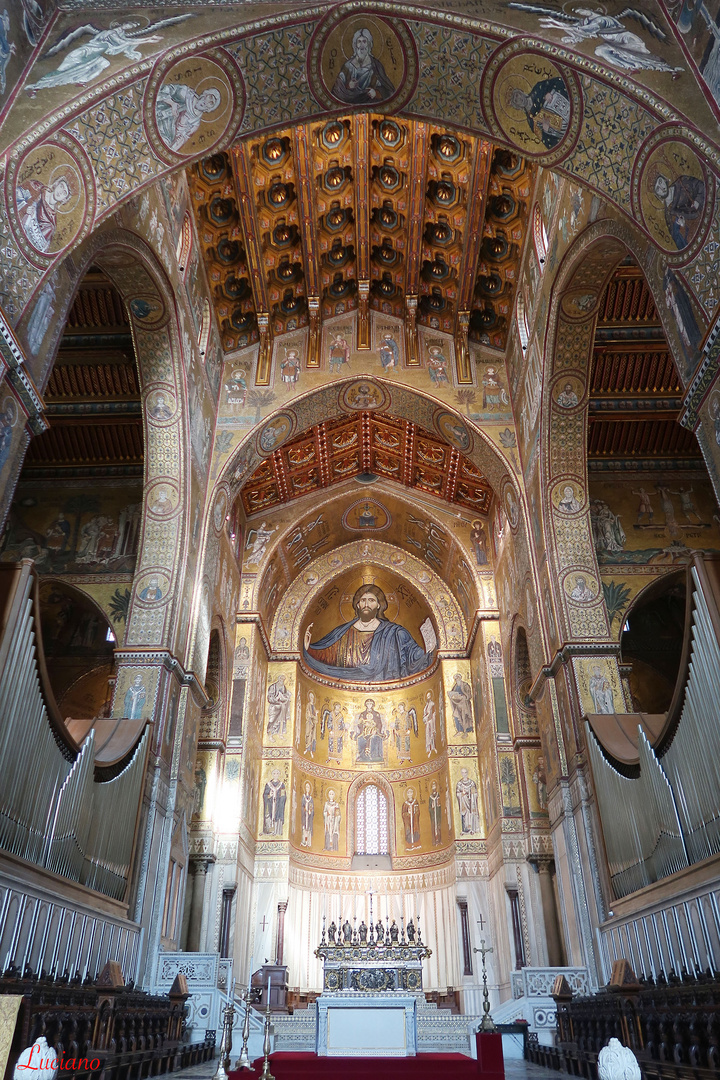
<box><xmin>271</xmin><ymin>537</ymin><xmax>466</xmax><ymax>655</ymax></box>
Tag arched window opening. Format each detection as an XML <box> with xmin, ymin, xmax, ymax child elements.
<box><xmin>176</xmin><ymin>212</ymin><xmax>192</xmax><ymax>273</ymax></box>
<box><xmin>516</xmin><ymin>293</ymin><xmax>529</xmax><ymax>352</ymax></box>
<box><xmin>533</xmin><ymin>202</ymin><xmax>548</xmax><ymax>265</ymax></box>
<box><xmin>204</xmin><ymin>627</ymin><xmax>222</xmax><ymax>711</ymax></box>
<box><xmin>355</xmin><ymin>783</ymin><xmax>389</xmax><ymax>855</ymax></box>
<box><xmin>199</xmin><ymin>299</ymin><xmax>211</xmax><ymax>357</ymax></box>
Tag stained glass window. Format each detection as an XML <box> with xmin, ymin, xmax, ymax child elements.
<box><xmin>355</xmin><ymin>784</ymin><xmax>388</xmax><ymax>855</ymax></box>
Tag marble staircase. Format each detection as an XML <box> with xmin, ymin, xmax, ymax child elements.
<box><xmin>491</xmin><ymin>967</ymin><xmax>591</xmax><ymax>1046</ymax></box>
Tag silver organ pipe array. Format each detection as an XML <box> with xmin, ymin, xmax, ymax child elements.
<box><xmin>588</xmin><ymin>562</ymin><xmax>720</xmax><ymax>900</ymax></box>
<box><xmin>0</xmin><ymin>563</ymin><xmax>149</xmax><ymax>902</ymax></box>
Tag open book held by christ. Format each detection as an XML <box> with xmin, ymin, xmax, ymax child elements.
<box><xmin>303</xmin><ymin>585</ymin><xmax>437</xmax><ymax>682</ymax></box>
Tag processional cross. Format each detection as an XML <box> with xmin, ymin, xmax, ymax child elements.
<box><xmin>473</xmin><ymin>938</ymin><xmax>497</xmax><ymax>1032</ymax></box>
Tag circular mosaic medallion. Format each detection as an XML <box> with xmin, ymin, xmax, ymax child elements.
<box><xmin>481</xmin><ymin>46</ymin><xmax>582</xmax><ymax>165</ymax></box>
<box><xmin>552</xmin><ymin>375</ymin><xmax>583</xmax><ymax>410</ymax></box>
<box><xmin>8</xmin><ymin>133</ymin><xmax>95</xmax><ymax>263</ymax></box>
<box><xmin>147</xmin><ymin>480</ymin><xmax>179</xmax><ymax>518</ymax></box>
<box><xmin>551</xmin><ymin>479</ymin><xmax>585</xmax><ymax>515</ymax></box>
<box><xmin>129</xmin><ymin>293</ymin><xmax>167</xmax><ymax>329</ymax></box>
<box><xmin>256</xmin><ymin>411</ymin><xmax>296</xmax><ymax>454</ymax></box>
<box><xmin>145</xmin><ymin>48</ymin><xmax>244</xmax><ymax>166</ymax></box>
<box><xmin>339</xmin><ymin>378</ymin><xmax>390</xmax><ymax>412</ymax></box>
<box><xmin>563</xmin><ymin>571</ymin><xmax>599</xmax><ymax>604</ymax></box>
<box><xmin>135</xmin><ymin>569</ymin><xmax>171</xmax><ymax>604</ymax></box>
<box><xmin>342</xmin><ymin>497</ymin><xmax>391</xmax><ymax>531</ymax></box>
<box><xmin>434</xmin><ymin>409</ymin><xmax>472</xmax><ymax>452</ymax></box>
<box><xmin>631</xmin><ymin>126</ymin><xmax>713</xmax><ymax>264</ymax></box>
<box><xmin>309</xmin><ymin>8</ymin><xmax>418</xmax><ymax>112</ymax></box>
<box><xmin>213</xmin><ymin>487</ymin><xmax>228</xmax><ymax>532</ymax></box>
<box><xmin>146</xmin><ymin>387</ymin><xmax>177</xmax><ymax>423</ymax></box>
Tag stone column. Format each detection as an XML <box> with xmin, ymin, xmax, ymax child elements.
<box><xmin>528</xmin><ymin>855</ymin><xmax>564</xmax><ymax>967</ymax></box>
<box><xmin>187</xmin><ymin>854</ymin><xmax>215</xmax><ymax>952</ymax></box>
<box><xmin>220</xmin><ymin>885</ymin><xmax>236</xmax><ymax>959</ymax></box>
<box><xmin>276</xmin><ymin>900</ymin><xmax>288</xmax><ymax>966</ymax></box>
<box><xmin>456</xmin><ymin>897</ymin><xmax>472</xmax><ymax>975</ymax></box>
<box><xmin>505</xmin><ymin>886</ymin><xmax>526</xmax><ymax>969</ymax></box>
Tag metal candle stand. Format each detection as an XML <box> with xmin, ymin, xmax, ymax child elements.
<box><xmin>213</xmin><ymin>996</ymin><xmax>236</xmax><ymax>1079</ymax></box>
<box><xmin>235</xmin><ymin>989</ymin><xmax>256</xmax><ymax>1071</ymax></box>
<box><xmin>259</xmin><ymin>1001</ymin><xmax>274</xmax><ymax>1080</ymax></box>
<box><xmin>473</xmin><ymin>938</ymin><xmax>497</xmax><ymax>1032</ymax></box>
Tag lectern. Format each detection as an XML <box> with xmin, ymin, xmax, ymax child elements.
<box><xmin>251</xmin><ymin>963</ymin><xmax>288</xmax><ymax>1009</ymax></box>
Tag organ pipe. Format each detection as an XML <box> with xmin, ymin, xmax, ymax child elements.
<box><xmin>588</xmin><ymin>559</ymin><xmax>720</xmax><ymax>900</ymax></box>
<box><xmin>0</xmin><ymin>562</ymin><xmax>149</xmax><ymax>901</ymax></box>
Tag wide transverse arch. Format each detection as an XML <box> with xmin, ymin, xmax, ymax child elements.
<box><xmin>2</xmin><ymin>1</ymin><xmax>718</xmax><ymax>364</ymax></box>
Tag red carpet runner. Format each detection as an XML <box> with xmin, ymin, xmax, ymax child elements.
<box><xmin>231</xmin><ymin>1052</ymin><xmax>479</xmax><ymax>1079</ymax></box>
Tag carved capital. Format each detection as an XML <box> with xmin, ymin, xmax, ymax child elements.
<box><xmin>189</xmin><ymin>853</ymin><xmax>216</xmax><ymax>876</ymax></box>
<box><xmin>527</xmin><ymin>854</ymin><xmax>555</xmax><ymax>875</ymax></box>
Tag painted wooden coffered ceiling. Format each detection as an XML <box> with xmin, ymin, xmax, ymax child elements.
<box><xmin>588</xmin><ymin>262</ymin><xmax>700</xmax><ymax>466</ymax></box>
<box><xmin>240</xmin><ymin>411</ymin><xmax>493</xmax><ymax>518</ymax></box>
<box><xmin>188</xmin><ymin>116</ymin><xmax>533</xmax><ymax>354</ymax></box>
<box><xmin>26</xmin><ymin>269</ymin><xmax>143</xmax><ymax>478</ymax></box>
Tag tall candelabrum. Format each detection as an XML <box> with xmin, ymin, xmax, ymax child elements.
<box><xmin>235</xmin><ymin>987</ymin><xmax>260</xmax><ymax>1071</ymax></box>
<box><xmin>473</xmin><ymin>938</ymin><xmax>497</xmax><ymax>1032</ymax></box>
<box><xmin>213</xmin><ymin>991</ymin><xmax>236</xmax><ymax>1079</ymax></box>
<box><xmin>259</xmin><ymin>1000</ymin><xmax>274</xmax><ymax>1080</ymax></box>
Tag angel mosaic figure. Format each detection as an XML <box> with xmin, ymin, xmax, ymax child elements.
<box><xmin>28</xmin><ymin>16</ymin><xmax>191</xmax><ymax>91</ymax></box>
<box><xmin>508</xmin><ymin>4</ymin><xmax>683</xmax><ymax>73</ymax></box>
<box><xmin>422</xmin><ymin>691</ymin><xmax>437</xmax><ymax>757</ymax></box>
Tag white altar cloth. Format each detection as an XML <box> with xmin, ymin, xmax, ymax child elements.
<box><xmin>316</xmin><ymin>994</ymin><xmax>418</xmax><ymax>1056</ymax></box>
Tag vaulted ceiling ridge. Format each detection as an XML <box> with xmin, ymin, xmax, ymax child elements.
<box><xmin>240</xmin><ymin>410</ymin><xmax>492</xmax><ymax>517</ymax></box>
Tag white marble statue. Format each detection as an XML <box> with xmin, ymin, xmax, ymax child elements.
<box><xmin>598</xmin><ymin>1038</ymin><xmax>641</xmax><ymax>1080</ymax></box>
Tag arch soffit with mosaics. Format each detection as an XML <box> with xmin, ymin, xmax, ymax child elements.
<box><xmin>223</xmin><ymin>379</ymin><xmax>516</xmax><ymax>501</ymax></box>
<box><xmin>58</xmin><ymin>227</ymin><xmax>194</xmax><ymax>651</ymax></box>
<box><xmin>242</xmin><ymin>480</ymin><xmax>485</xmax><ymax>610</ymax></box>
<box><xmin>269</xmin><ymin>537</ymin><xmax>467</xmax><ymax>655</ymax></box>
<box><xmin>6</xmin><ymin>4</ymin><xmax>718</xmax><ymax>333</ymax></box>
<box><xmin>537</xmin><ymin>225</ymin><xmax>656</xmax><ymax>642</ymax></box>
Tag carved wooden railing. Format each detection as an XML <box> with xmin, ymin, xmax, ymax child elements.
<box><xmin>1</xmin><ymin>963</ymin><xmax>214</xmax><ymax>1080</ymax></box>
<box><xmin>526</xmin><ymin>966</ymin><xmax>720</xmax><ymax>1080</ymax></box>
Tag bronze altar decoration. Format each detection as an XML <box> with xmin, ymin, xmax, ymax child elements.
<box><xmin>315</xmin><ymin>911</ymin><xmax>432</xmax><ymax>993</ymax></box>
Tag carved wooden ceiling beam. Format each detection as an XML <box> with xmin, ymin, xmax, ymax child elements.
<box><xmin>292</xmin><ymin>123</ymin><xmax>322</xmax><ymax>364</ymax></box>
<box><xmin>232</xmin><ymin>141</ymin><xmax>269</xmax><ymax>332</ymax></box>
<box><xmin>455</xmin><ymin>139</ymin><xmax>492</xmax><ymax>384</ymax></box>
<box><xmin>352</xmin><ymin>114</ymin><xmax>371</xmax><ymax>348</ymax></box>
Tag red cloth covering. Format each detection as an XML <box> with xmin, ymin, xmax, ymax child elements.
<box><xmin>230</xmin><ymin>1052</ymin><xmax>480</xmax><ymax>1080</ymax></box>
